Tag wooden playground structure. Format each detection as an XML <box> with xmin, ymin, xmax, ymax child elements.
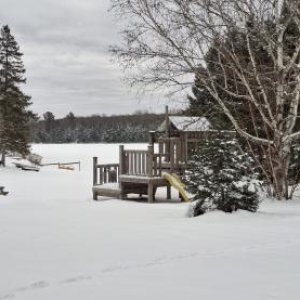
<box><xmin>92</xmin><ymin>107</ymin><xmax>213</xmax><ymax>202</ymax></box>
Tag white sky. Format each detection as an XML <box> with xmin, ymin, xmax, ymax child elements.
<box><xmin>0</xmin><ymin>0</ymin><xmax>183</xmax><ymax>118</ymax></box>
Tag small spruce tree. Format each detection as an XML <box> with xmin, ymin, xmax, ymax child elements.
<box><xmin>0</xmin><ymin>25</ymin><xmax>35</xmax><ymax>165</ymax></box>
<box><xmin>185</xmin><ymin>134</ymin><xmax>260</xmax><ymax>216</ymax></box>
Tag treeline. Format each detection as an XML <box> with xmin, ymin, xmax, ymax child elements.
<box><xmin>30</xmin><ymin>112</ymin><xmax>165</xmax><ymax>143</ymax></box>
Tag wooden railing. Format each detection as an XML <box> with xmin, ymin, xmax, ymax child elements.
<box><xmin>122</xmin><ymin>149</ymin><xmax>149</xmax><ymax>176</ymax></box>
<box><xmin>93</xmin><ymin>157</ymin><xmax>119</xmax><ymax>185</ymax></box>
<box><xmin>157</xmin><ymin>137</ymin><xmax>187</xmax><ymax>168</ymax></box>
<box><xmin>94</xmin><ymin>144</ymin><xmax>178</xmax><ymax>184</ymax></box>
<box><xmin>119</xmin><ymin>145</ymin><xmax>167</xmax><ymax>177</ymax></box>
<box><xmin>153</xmin><ymin>153</ymin><xmax>166</xmax><ymax>176</ymax></box>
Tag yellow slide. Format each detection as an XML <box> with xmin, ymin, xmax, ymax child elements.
<box><xmin>163</xmin><ymin>173</ymin><xmax>190</xmax><ymax>202</ymax></box>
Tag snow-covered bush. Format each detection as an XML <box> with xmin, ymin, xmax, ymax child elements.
<box><xmin>185</xmin><ymin>135</ymin><xmax>260</xmax><ymax>216</ymax></box>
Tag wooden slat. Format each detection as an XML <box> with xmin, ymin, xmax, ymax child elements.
<box><xmin>147</xmin><ymin>145</ymin><xmax>154</xmax><ymax>177</ymax></box>
<box><xmin>119</xmin><ymin>145</ymin><xmax>124</xmax><ymax>175</ymax></box>
<box><xmin>103</xmin><ymin>167</ymin><xmax>107</xmax><ymax>184</ymax></box>
<box><xmin>159</xmin><ymin>142</ymin><xmax>164</xmax><ymax>156</ymax></box>
<box><xmin>153</xmin><ymin>155</ymin><xmax>157</xmax><ymax>176</ymax></box>
<box><xmin>130</xmin><ymin>152</ymin><xmax>134</xmax><ymax>175</ymax></box>
<box><xmin>100</xmin><ymin>166</ymin><xmax>103</xmax><ymax>185</ymax></box>
<box><xmin>114</xmin><ymin>166</ymin><xmax>119</xmax><ymax>182</ymax></box>
<box><xmin>122</xmin><ymin>150</ymin><xmax>149</xmax><ymax>176</ymax></box>
<box><xmin>96</xmin><ymin>163</ymin><xmax>119</xmax><ymax>168</ymax></box>
<box><xmin>176</xmin><ymin>140</ymin><xmax>181</xmax><ymax>165</ymax></box>
<box><xmin>137</xmin><ymin>153</ymin><xmax>140</xmax><ymax>175</ymax></box>
<box><xmin>132</xmin><ymin>152</ymin><xmax>135</xmax><ymax>174</ymax></box>
<box><xmin>158</xmin><ymin>155</ymin><xmax>162</xmax><ymax>176</ymax></box>
<box><xmin>125</xmin><ymin>153</ymin><xmax>129</xmax><ymax>175</ymax></box>
<box><xmin>141</xmin><ymin>153</ymin><xmax>146</xmax><ymax>175</ymax></box>
<box><xmin>135</xmin><ymin>152</ymin><xmax>138</xmax><ymax>175</ymax></box>
<box><xmin>93</xmin><ymin>157</ymin><xmax>98</xmax><ymax>185</ymax></box>
<box><xmin>93</xmin><ymin>158</ymin><xmax>121</xmax><ymax>185</ymax></box>
<box><xmin>170</xmin><ymin>140</ymin><xmax>174</xmax><ymax>172</ymax></box>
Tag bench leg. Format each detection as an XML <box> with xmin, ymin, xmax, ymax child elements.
<box><xmin>153</xmin><ymin>187</ymin><xmax>158</xmax><ymax>201</ymax></box>
<box><xmin>93</xmin><ymin>190</ymin><xmax>98</xmax><ymax>200</ymax></box>
<box><xmin>167</xmin><ymin>185</ymin><xmax>171</xmax><ymax>200</ymax></box>
<box><xmin>148</xmin><ymin>184</ymin><xmax>154</xmax><ymax>203</ymax></box>
<box><xmin>120</xmin><ymin>183</ymin><xmax>126</xmax><ymax>200</ymax></box>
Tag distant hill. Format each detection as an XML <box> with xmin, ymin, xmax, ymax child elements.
<box><xmin>30</xmin><ymin>113</ymin><xmax>165</xmax><ymax>143</ymax></box>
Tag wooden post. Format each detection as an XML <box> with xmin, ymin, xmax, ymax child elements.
<box><xmin>119</xmin><ymin>145</ymin><xmax>124</xmax><ymax>175</ymax></box>
<box><xmin>120</xmin><ymin>182</ymin><xmax>126</xmax><ymax>200</ymax></box>
<box><xmin>119</xmin><ymin>145</ymin><xmax>125</xmax><ymax>200</ymax></box>
<box><xmin>165</xmin><ymin>105</ymin><xmax>169</xmax><ymax>131</ymax></box>
<box><xmin>147</xmin><ymin>145</ymin><xmax>154</xmax><ymax>177</ymax></box>
<box><xmin>159</xmin><ymin>141</ymin><xmax>163</xmax><ymax>156</ymax></box>
<box><xmin>167</xmin><ymin>185</ymin><xmax>171</xmax><ymax>200</ymax></box>
<box><xmin>93</xmin><ymin>190</ymin><xmax>97</xmax><ymax>201</ymax></box>
<box><xmin>103</xmin><ymin>167</ymin><xmax>107</xmax><ymax>183</ymax></box>
<box><xmin>148</xmin><ymin>183</ymin><xmax>154</xmax><ymax>203</ymax></box>
<box><xmin>170</xmin><ymin>139</ymin><xmax>174</xmax><ymax>172</ymax></box>
<box><xmin>184</xmin><ymin>133</ymin><xmax>188</xmax><ymax>164</ymax></box>
<box><xmin>147</xmin><ymin>144</ymin><xmax>155</xmax><ymax>202</ymax></box>
<box><xmin>93</xmin><ymin>157</ymin><xmax>98</xmax><ymax>200</ymax></box>
<box><xmin>100</xmin><ymin>166</ymin><xmax>103</xmax><ymax>185</ymax></box>
<box><xmin>165</xmin><ymin>105</ymin><xmax>170</xmax><ymax>162</ymax></box>
<box><xmin>158</xmin><ymin>154</ymin><xmax>162</xmax><ymax>176</ymax></box>
<box><xmin>93</xmin><ymin>157</ymin><xmax>98</xmax><ymax>185</ymax></box>
<box><xmin>149</xmin><ymin>131</ymin><xmax>156</xmax><ymax>145</ymax></box>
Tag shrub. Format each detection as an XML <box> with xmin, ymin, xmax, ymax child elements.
<box><xmin>185</xmin><ymin>134</ymin><xmax>260</xmax><ymax>216</ymax></box>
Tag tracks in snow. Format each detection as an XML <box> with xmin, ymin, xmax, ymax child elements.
<box><xmin>1</xmin><ymin>238</ymin><xmax>300</xmax><ymax>299</ymax></box>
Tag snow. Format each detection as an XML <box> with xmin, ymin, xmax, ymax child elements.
<box><xmin>169</xmin><ymin>116</ymin><xmax>211</xmax><ymax>131</ymax></box>
<box><xmin>98</xmin><ymin>182</ymin><xmax>120</xmax><ymax>189</ymax></box>
<box><xmin>158</xmin><ymin>116</ymin><xmax>211</xmax><ymax>132</ymax></box>
<box><xmin>0</xmin><ymin>143</ymin><xmax>300</xmax><ymax>300</ymax></box>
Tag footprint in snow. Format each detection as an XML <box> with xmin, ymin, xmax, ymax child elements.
<box><xmin>60</xmin><ymin>275</ymin><xmax>92</xmax><ymax>284</ymax></box>
<box><xmin>0</xmin><ymin>294</ymin><xmax>15</xmax><ymax>300</ymax></box>
<box><xmin>29</xmin><ymin>281</ymin><xmax>49</xmax><ymax>290</ymax></box>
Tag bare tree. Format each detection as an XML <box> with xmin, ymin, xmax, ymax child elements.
<box><xmin>110</xmin><ymin>0</ymin><xmax>300</xmax><ymax>199</ymax></box>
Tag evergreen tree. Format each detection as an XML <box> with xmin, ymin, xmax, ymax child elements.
<box><xmin>0</xmin><ymin>25</ymin><xmax>34</xmax><ymax>165</ymax></box>
<box><xmin>188</xmin><ymin>14</ymin><xmax>300</xmax><ymax>133</ymax></box>
<box><xmin>65</xmin><ymin>112</ymin><xmax>76</xmax><ymax>130</ymax></box>
<box><xmin>187</xmin><ymin>22</ymin><xmax>271</xmax><ymax>133</ymax></box>
<box><xmin>185</xmin><ymin>134</ymin><xmax>260</xmax><ymax>216</ymax></box>
<box><xmin>187</xmin><ymin>17</ymin><xmax>300</xmax><ymax>197</ymax></box>
<box><xmin>43</xmin><ymin>111</ymin><xmax>55</xmax><ymax>132</ymax></box>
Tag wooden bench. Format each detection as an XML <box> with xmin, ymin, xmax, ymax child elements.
<box><xmin>0</xmin><ymin>186</ymin><xmax>8</xmax><ymax>196</ymax></box>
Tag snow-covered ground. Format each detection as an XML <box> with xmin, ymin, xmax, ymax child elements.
<box><xmin>0</xmin><ymin>143</ymin><xmax>300</xmax><ymax>300</ymax></box>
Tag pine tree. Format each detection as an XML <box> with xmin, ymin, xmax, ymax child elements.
<box><xmin>185</xmin><ymin>134</ymin><xmax>260</xmax><ymax>216</ymax></box>
<box><xmin>43</xmin><ymin>111</ymin><xmax>55</xmax><ymax>132</ymax></box>
<box><xmin>0</xmin><ymin>25</ymin><xmax>35</xmax><ymax>166</ymax></box>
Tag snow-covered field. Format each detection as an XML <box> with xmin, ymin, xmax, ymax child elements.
<box><xmin>1</xmin><ymin>143</ymin><xmax>300</xmax><ymax>300</ymax></box>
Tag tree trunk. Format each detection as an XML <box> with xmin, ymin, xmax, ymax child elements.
<box><xmin>270</xmin><ymin>140</ymin><xmax>291</xmax><ymax>200</ymax></box>
<box><xmin>1</xmin><ymin>150</ymin><xmax>6</xmax><ymax>167</ymax></box>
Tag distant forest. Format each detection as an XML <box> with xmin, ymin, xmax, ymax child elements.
<box><xmin>30</xmin><ymin>112</ymin><xmax>165</xmax><ymax>143</ymax></box>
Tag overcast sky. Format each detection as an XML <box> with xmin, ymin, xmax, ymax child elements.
<box><xmin>0</xmin><ymin>0</ymin><xmax>177</xmax><ymax>118</ymax></box>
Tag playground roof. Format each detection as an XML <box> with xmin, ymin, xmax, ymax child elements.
<box><xmin>157</xmin><ymin>116</ymin><xmax>211</xmax><ymax>132</ymax></box>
